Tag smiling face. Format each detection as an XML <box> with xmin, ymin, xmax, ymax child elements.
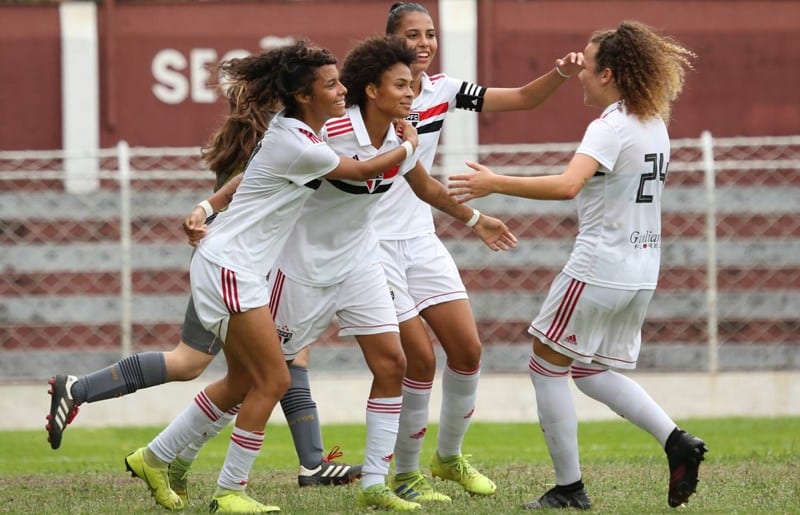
<box><xmin>302</xmin><ymin>64</ymin><xmax>347</xmax><ymax>129</ymax></box>
<box><xmin>390</xmin><ymin>10</ymin><xmax>436</xmax><ymax>78</ymax></box>
<box><xmin>369</xmin><ymin>62</ymin><xmax>415</xmax><ymax>119</ymax></box>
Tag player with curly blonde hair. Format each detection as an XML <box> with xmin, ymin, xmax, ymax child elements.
<box><xmin>448</xmin><ymin>20</ymin><xmax>704</xmax><ymax>510</ymax></box>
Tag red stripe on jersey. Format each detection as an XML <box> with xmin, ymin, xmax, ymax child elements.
<box><xmin>429</xmin><ymin>73</ymin><xmax>445</xmax><ymax>83</ymax></box>
<box><xmin>546</xmin><ymin>278</ymin><xmax>584</xmax><ymax>342</ymax></box>
<box><xmin>297</xmin><ymin>128</ymin><xmax>323</xmax><ymax>143</ymax></box>
<box><xmin>383</xmin><ymin>164</ymin><xmax>400</xmax><ymax>179</ymax></box>
<box><xmin>417</xmin><ymin>102</ymin><xmax>448</xmax><ymax>121</ymax></box>
<box><xmin>326</xmin><ymin>118</ymin><xmax>353</xmax><ymax>137</ymax></box>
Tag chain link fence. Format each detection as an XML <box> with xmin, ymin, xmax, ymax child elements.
<box><xmin>2</xmin><ymin>135</ymin><xmax>799</xmax><ymax>381</ymax></box>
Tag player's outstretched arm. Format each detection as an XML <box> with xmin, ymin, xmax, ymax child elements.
<box><xmin>448</xmin><ymin>154</ymin><xmax>599</xmax><ymax>203</ymax></box>
<box><xmin>482</xmin><ymin>51</ymin><xmax>584</xmax><ymax>112</ymax></box>
<box><xmin>405</xmin><ymin>162</ymin><xmax>517</xmax><ymax>252</ymax></box>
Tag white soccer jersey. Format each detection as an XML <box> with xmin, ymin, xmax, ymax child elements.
<box><xmin>564</xmin><ymin>100</ymin><xmax>669</xmax><ymax>289</ymax></box>
<box><xmin>275</xmin><ymin>105</ymin><xmax>418</xmax><ymax>287</ymax></box>
<box><xmin>372</xmin><ymin>72</ymin><xmax>485</xmax><ymax>239</ymax></box>
<box><xmin>197</xmin><ymin>112</ymin><xmax>340</xmax><ymax>279</ymax></box>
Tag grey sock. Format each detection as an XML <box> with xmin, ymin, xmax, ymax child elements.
<box><xmin>280</xmin><ymin>365</ymin><xmax>324</xmax><ymax>469</ymax></box>
<box><xmin>72</xmin><ymin>352</ymin><xmax>167</xmax><ymax>404</ymax></box>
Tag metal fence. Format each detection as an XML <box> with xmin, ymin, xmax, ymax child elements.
<box><xmin>2</xmin><ymin>134</ymin><xmax>799</xmax><ymax>381</ymax></box>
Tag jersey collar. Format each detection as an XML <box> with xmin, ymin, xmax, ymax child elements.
<box><xmin>271</xmin><ymin>109</ymin><xmax>323</xmax><ymax>137</ymax></box>
<box><xmin>346</xmin><ymin>104</ymin><xmax>401</xmax><ymax>149</ymax></box>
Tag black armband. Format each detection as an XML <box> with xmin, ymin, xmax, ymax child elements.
<box><xmin>455</xmin><ymin>82</ymin><xmax>487</xmax><ymax>112</ymax></box>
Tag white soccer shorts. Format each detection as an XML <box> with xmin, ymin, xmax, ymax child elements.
<box><xmin>378</xmin><ymin>233</ymin><xmax>468</xmax><ymax>323</ymax></box>
<box><xmin>267</xmin><ymin>260</ymin><xmax>399</xmax><ymax>360</ymax></box>
<box><xmin>189</xmin><ymin>252</ymin><xmax>269</xmax><ymax>343</ymax></box>
<box><xmin>528</xmin><ymin>272</ymin><xmax>655</xmax><ymax>370</ymax></box>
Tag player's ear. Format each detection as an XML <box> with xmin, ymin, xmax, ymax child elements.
<box><xmin>366</xmin><ymin>83</ymin><xmax>378</xmax><ymax>100</ymax></box>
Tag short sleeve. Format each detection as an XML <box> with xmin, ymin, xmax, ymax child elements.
<box><xmin>287</xmin><ymin>142</ymin><xmax>340</xmax><ymax>185</ymax></box>
<box><xmin>575</xmin><ymin>119</ymin><xmax>621</xmax><ymax>173</ymax></box>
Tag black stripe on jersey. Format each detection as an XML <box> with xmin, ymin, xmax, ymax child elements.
<box><xmin>327</xmin><ymin>179</ymin><xmax>392</xmax><ymax>195</ymax></box>
<box><xmin>305</xmin><ymin>179</ymin><xmax>322</xmax><ymax>189</ymax></box>
<box><xmin>594</xmin><ymin>170</ymin><xmax>606</xmax><ymax>177</ymax></box>
<box><xmin>455</xmin><ymin>82</ymin><xmax>486</xmax><ymax>112</ymax></box>
<box><xmin>417</xmin><ymin>120</ymin><xmax>444</xmax><ymax>135</ymax></box>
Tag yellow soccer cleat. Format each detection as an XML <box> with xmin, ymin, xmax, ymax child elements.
<box><xmin>390</xmin><ymin>471</ymin><xmax>452</xmax><ymax>502</ymax></box>
<box><xmin>356</xmin><ymin>484</ymin><xmax>422</xmax><ymax>511</ymax></box>
<box><xmin>209</xmin><ymin>488</ymin><xmax>280</xmax><ymax>513</ymax></box>
<box><xmin>168</xmin><ymin>456</ymin><xmax>193</xmax><ymax>506</ymax></box>
<box><xmin>430</xmin><ymin>452</ymin><xmax>497</xmax><ymax>496</ymax></box>
<box><xmin>125</xmin><ymin>447</ymin><xmax>185</xmax><ymax>511</ymax></box>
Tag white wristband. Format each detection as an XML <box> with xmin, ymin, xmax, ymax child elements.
<box><xmin>401</xmin><ymin>140</ymin><xmax>414</xmax><ymax>161</ymax></box>
<box><xmin>197</xmin><ymin>200</ymin><xmax>214</xmax><ymax>219</ymax></box>
<box><xmin>465</xmin><ymin>208</ymin><xmax>481</xmax><ymax>228</ymax></box>
<box><xmin>555</xmin><ymin>65</ymin><xmax>570</xmax><ymax>78</ymax></box>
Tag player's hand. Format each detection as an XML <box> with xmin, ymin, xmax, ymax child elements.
<box><xmin>555</xmin><ymin>51</ymin><xmax>584</xmax><ymax>77</ymax></box>
<box><xmin>394</xmin><ymin>119</ymin><xmax>419</xmax><ymax>151</ymax></box>
<box><xmin>473</xmin><ymin>214</ymin><xmax>518</xmax><ymax>252</ymax></box>
<box><xmin>183</xmin><ymin>206</ymin><xmax>208</xmax><ymax>247</ymax></box>
<box><xmin>448</xmin><ymin>161</ymin><xmax>497</xmax><ymax>203</ymax></box>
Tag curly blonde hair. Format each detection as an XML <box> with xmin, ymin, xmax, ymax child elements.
<box><xmin>590</xmin><ymin>20</ymin><xmax>696</xmax><ymax>123</ymax></box>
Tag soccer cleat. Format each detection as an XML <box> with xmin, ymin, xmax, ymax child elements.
<box><xmin>356</xmin><ymin>484</ymin><xmax>422</xmax><ymax>511</ymax></box>
<box><xmin>430</xmin><ymin>452</ymin><xmax>497</xmax><ymax>496</ymax></box>
<box><xmin>125</xmin><ymin>447</ymin><xmax>184</xmax><ymax>511</ymax></box>
<box><xmin>168</xmin><ymin>456</ymin><xmax>193</xmax><ymax>506</ymax></box>
<box><xmin>666</xmin><ymin>429</ymin><xmax>707</xmax><ymax>507</ymax></box>
<box><xmin>522</xmin><ymin>484</ymin><xmax>593</xmax><ymax>510</ymax></box>
<box><xmin>209</xmin><ymin>489</ymin><xmax>280</xmax><ymax>513</ymax></box>
<box><xmin>297</xmin><ymin>445</ymin><xmax>363</xmax><ymax>487</ymax></box>
<box><xmin>391</xmin><ymin>471</ymin><xmax>452</xmax><ymax>502</ymax></box>
<box><xmin>46</xmin><ymin>374</ymin><xmax>80</xmax><ymax>450</ymax></box>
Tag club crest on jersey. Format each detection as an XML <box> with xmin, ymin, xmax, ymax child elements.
<box><xmin>277</xmin><ymin>325</ymin><xmax>293</xmax><ymax>347</ymax></box>
<box><xmin>406</xmin><ymin>112</ymin><xmax>420</xmax><ymax>126</ymax></box>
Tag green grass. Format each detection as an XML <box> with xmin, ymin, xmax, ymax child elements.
<box><xmin>1</xmin><ymin>418</ymin><xmax>798</xmax><ymax>513</ymax></box>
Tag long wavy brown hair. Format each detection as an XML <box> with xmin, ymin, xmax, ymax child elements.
<box><xmin>200</xmin><ymin>41</ymin><xmax>337</xmax><ymax>185</ymax></box>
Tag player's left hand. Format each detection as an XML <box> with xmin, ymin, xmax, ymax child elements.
<box><xmin>555</xmin><ymin>51</ymin><xmax>585</xmax><ymax>77</ymax></box>
<box><xmin>474</xmin><ymin>214</ymin><xmax>518</xmax><ymax>252</ymax></box>
<box><xmin>448</xmin><ymin>161</ymin><xmax>497</xmax><ymax>203</ymax></box>
<box><xmin>182</xmin><ymin>206</ymin><xmax>208</xmax><ymax>247</ymax></box>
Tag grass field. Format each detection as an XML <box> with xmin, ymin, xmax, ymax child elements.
<box><xmin>1</xmin><ymin>417</ymin><xmax>798</xmax><ymax>514</ymax></box>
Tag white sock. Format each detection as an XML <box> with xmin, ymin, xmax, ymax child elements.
<box><xmin>528</xmin><ymin>353</ymin><xmax>581</xmax><ymax>486</ymax></box>
<box><xmin>177</xmin><ymin>404</ymin><xmax>239</xmax><ymax>463</ymax></box>
<box><xmin>217</xmin><ymin>426</ymin><xmax>264</xmax><ymax>491</ymax></box>
<box><xmin>361</xmin><ymin>396</ymin><xmax>401</xmax><ymax>490</ymax></box>
<box><xmin>436</xmin><ymin>363</ymin><xmax>480</xmax><ymax>458</ymax></box>
<box><xmin>572</xmin><ymin>363</ymin><xmax>676</xmax><ymax>446</ymax></box>
<box><xmin>149</xmin><ymin>389</ymin><xmax>223</xmax><ymax>463</ymax></box>
<box><xmin>394</xmin><ymin>378</ymin><xmax>432</xmax><ymax>474</ymax></box>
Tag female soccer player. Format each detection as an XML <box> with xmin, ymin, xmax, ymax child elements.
<box><xmin>447</xmin><ymin>20</ymin><xmax>705</xmax><ymax>510</ymax></box>
<box><xmin>120</xmin><ymin>40</ymin><xmax>419</xmax><ymax>513</ymax></box>
<box><xmin>181</xmin><ymin>34</ymin><xmax>516</xmax><ymax>512</ymax></box>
